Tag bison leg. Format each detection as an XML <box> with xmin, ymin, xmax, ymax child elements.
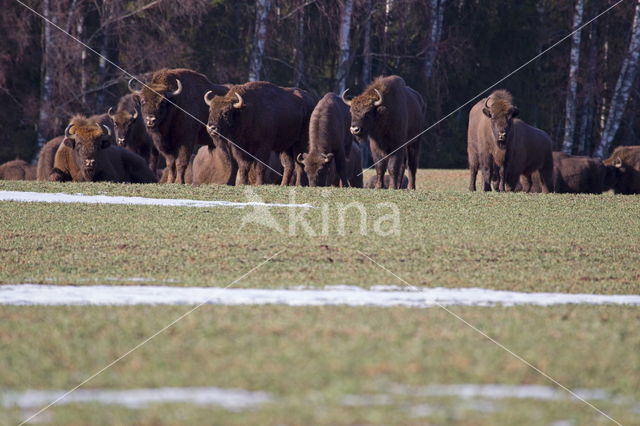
<box><xmin>237</xmin><ymin>162</ymin><xmax>250</xmax><ymax>185</ymax></box>
<box><xmin>279</xmin><ymin>151</ymin><xmax>295</xmax><ymax>186</ymax></box>
<box><xmin>539</xmin><ymin>164</ymin><xmax>553</xmax><ymax>194</ymax></box>
<box><xmin>469</xmin><ymin>164</ymin><xmax>478</xmax><ymax>192</ymax></box>
<box><xmin>387</xmin><ymin>151</ymin><xmax>405</xmax><ymax>190</ymax></box>
<box><xmin>174</xmin><ymin>145</ymin><xmax>192</xmax><ymax>184</ymax></box>
<box><xmin>407</xmin><ymin>142</ymin><xmax>419</xmax><ymax>190</ymax></box>
<box><xmin>164</xmin><ymin>155</ymin><xmax>177</xmax><ymax>183</ymax></box>
<box><xmin>149</xmin><ymin>146</ymin><xmax>159</xmax><ymax>174</ymax></box>
<box><xmin>481</xmin><ymin>166</ymin><xmax>493</xmax><ymax>192</ymax></box>
<box><xmin>334</xmin><ymin>150</ymin><xmax>350</xmax><ymax>188</ymax></box>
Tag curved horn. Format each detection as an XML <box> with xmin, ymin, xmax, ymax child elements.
<box><xmin>484</xmin><ymin>97</ymin><xmax>490</xmax><ymax>109</ymax></box>
<box><xmin>107</xmin><ymin>107</ymin><xmax>115</xmax><ymax>118</ymax></box>
<box><xmin>170</xmin><ymin>79</ymin><xmax>183</xmax><ymax>96</ymax></box>
<box><xmin>64</xmin><ymin>123</ymin><xmax>74</xmax><ymax>138</ymax></box>
<box><xmin>373</xmin><ymin>89</ymin><xmax>383</xmax><ymax>106</ymax></box>
<box><xmin>102</xmin><ymin>124</ymin><xmax>111</xmax><ymax>137</ymax></box>
<box><xmin>203</xmin><ymin>90</ymin><xmax>215</xmax><ymax>107</ymax></box>
<box><xmin>296</xmin><ymin>153</ymin><xmax>305</xmax><ymax>164</ymax></box>
<box><xmin>614</xmin><ymin>157</ymin><xmax>623</xmax><ymax>168</ymax></box>
<box><xmin>233</xmin><ymin>92</ymin><xmax>244</xmax><ymax>109</ymax></box>
<box><xmin>128</xmin><ymin>78</ymin><xmax>141</xmax><ymax>93</ymax></box>
<box><xmin>341</xmin><ymin>89</ymin><xmax>352</xmax><ymax>106</ymax></box>
<box><xmin>131</xmin><ymin>108</ymin><xmax>138</xmax><ymax>120</ymax></box>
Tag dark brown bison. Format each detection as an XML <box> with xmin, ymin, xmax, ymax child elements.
<box><xmin>0</xmin><ymin>159</ymin><xmax>36</xmax><ymax>180</ymax></box>
<box><xmin>36</xmin><ymin>136</ymin><xmax>64</xmax><ymax>180</ymax></box>
<box><xmin>322</xmin><ymin>141</ymin><xmax>363</xmax><ymax>188</ymax></box>
<box><xmin>344</xmin><ymin>75</ymin><xmax>424</xmax><ymax>189</ymax></box>
<box><xmin>297</xmin><ymin>93</ymin><xmax>353</xmax><ymax>187</ymax></box>
<box><xmin>365</xmin><ymin>173</ymin><xmax>408</xmax><ymax>189</ymax></box>
<box><xmin>204</xmin><ymin>81</ymin><xmax>314</xmax><ymax>185</ymax></box>
<box><xmin>551</xmin><ymin>152</ymin><xmax>610</xmax><ymax>194</ymax></box>
<box><xmin>602</xmin><ymin>145</ymin><xmax>640</xmax><ymax>194</ymax></box>
<box><xmin>52</xmin><ymin>115</ymin><xmax>156</xmax><ymax>183</ymax></box>
<box><xmin>108</xmin><ymin>94</ymin><xmax>158</xmax><ymax>172</ymax></box>
<box><xmin>468</xmin><ymin>90</ymin><xmax>552</xmax><ymax>192</ymax></box>
<box><xmin>129</xmin><ymin>68</ymin><xmax>228</xmax><ymax>183</ymax></box>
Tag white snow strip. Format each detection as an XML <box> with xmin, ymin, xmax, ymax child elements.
<box><xmin>1</xmin><ymin>387</ymin><xmax>271</xmax><ymax>411</ymax></box>
<box><xmin>1</xmin><ymin>284</ymin><xmax>640</xmax><ymax>307</ymax></box>
<box><xmin>0</xmin><ymin>191</ymin><xmax>312</xmax><ymax>208</ymax></box>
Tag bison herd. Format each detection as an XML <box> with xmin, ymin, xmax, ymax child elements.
<box><xmin>0</xmin><ymin>68</ymin><xmax>639</xmax><ymax>194</ymax></box>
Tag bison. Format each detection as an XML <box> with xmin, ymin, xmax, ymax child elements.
<box><xmin>108</xmin><ymin>94</ymin><xmax>158</xmax><ymax>172</ymax></box>
<box><xmin>602</xmin><ymin>145</ymin><xmax>640</xmax><ymax>194</ymax></box>
<box><xmin>365</xmin><ymin>173</ymin><xmax>408</xmax><ymax>189</ymax></box>
<box><xmin>36</xmin><ymin>136</ymin><xmax>65</xmax><ymax>180</ymax></box>
<box><xmin>189</xmin><ymin>145</ymin><xmax>236</xmax><ymax>185</ymax></box>
<box><xmin>204</xmin><ymin>81</ymin><xmax>314</xmax><ymax>185</ymax></box>
<box><xmin>468</xmin><ymin>90</ymin><xmax>552</xmax><ymax>192</ymax></box>
<box><xmin>298</xmin><ymin>93</ymin><xmax>353</xmax><ymax>187</ymax></box>
<box><xmin>343</xmin><ymin>75</ymin><xmax>424</xmax><ymax>189</ymax></box>
<box><xmin>0</xmin><ymin>159</ymin><xmax>36</xmax><ymax>180</ymax></box>
<box><xmin>551</xmin><ymin>152</ymin><xmax>609</xmax><ymax>194</ymax></box>
<box><xmin>51</xmin><ymin>115</ymin><xmax>157</xmax><ymax>183</ymax></box>
<box><xmin>129</xmin><ymin>68</ymin><xmax>228</xmax><ymax>183</ymax></box>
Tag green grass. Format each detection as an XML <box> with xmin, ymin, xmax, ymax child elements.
<box><xmin>1</xmin><ymin>170</ymin><xmax>639</xmax><ymax>293</ymax></box>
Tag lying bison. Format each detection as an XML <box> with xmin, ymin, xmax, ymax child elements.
<box><xmin>298</xmin><ymin>93</ymin><xmax>353</xmax><ymax>187</ymax></box>
<box><xmin>51</xmin><ymin>115</ymin><xmax>157</xmax><ymax>183</ymax></box>
<box><xmin>552</xmin><ymin>152</ymin><xmax>609</xmax><ymax>194</ymax></box>
<box><xmin>129</xmin><ymin>68</ymin><xmax>228</xmax><ymax>183</ymax></box>
<box><xmin>108</xmin><ymin>94</ymin><xmax>158</xmax><ymax>172</ymax></box>
<box><xmin>205</xmin><ymin>81</ymin><xmax>313</xmax><ymax>185</ymax></box>
<box><xmin>603</xmin><ymin>145</ymin><xmax>640</xmax><ymax>194</ymax></box>
<box><xmin>36</xmin><ymin>136</ymin><xmax>65</xmax><ymax>180</ymax></box>
<box><xmin>189</xmin><ymin>145</ymin><xmax>236</xmax><ymax>185</ymax></box>
<box><xmin>468</xmin><ymin>90</ymin><xmax>552</xmax><ymax>192</ymax></box>
<box><xmin>344</xmin><ymin>75</ymin><xmax>424</xmax><ymax>189</ymax></box>
<box><xmin>0</xmin><ymin>159</ymin><xmax>36</xmax><ymax>180</ymax></box>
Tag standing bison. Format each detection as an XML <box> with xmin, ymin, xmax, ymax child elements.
<box><xmin>51</xmin><ymin>115</ymin><xmax>156</xmax><ymax>183</ymax></box>
<box><xmin>298</xmin><ymin>93</ymin><xmax>353</xmax><ymax>187</ymax></box>
<box><xmin>602</xmin><ymin>145</ymin><xmax>640</xmax><ymax>194</ymax></box>
<box><xmin>204</xmin><ymin>81</ymin><xmax>314</xmax><ymax>185</ymax></box>
<box><xmin>468</xmin><ymin>90</ymin><xmax>552</xmax><ymax>192</ymax></box>
<box><xmin>343</xmin><ymin>75</ymin><xmax>424</xmax><ymax>189</ymax></box>
<box><xmin>129</xmin><ymin>68</ymin><xmax>228</xmax><ymax>183</ymax></box>
<box><xmin>108</xmin><ymin>94</ymin><xmax>158</xmax><ymax>172</ymax></box>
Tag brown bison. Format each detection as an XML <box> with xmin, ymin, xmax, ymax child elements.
<box><xmin>323</xmin><ymin>141</ymin><xmax>364</xmax><ymax>188</ymax></box>
<box><xmin>108</xmin><ymin>94</ymin><xmax>158</xmax><ymax>172</ymax></box>
<box><xmin>298</xmin><ymin>93</ymin><xmax>353</xmax><ymax>187</ymax></box>
<box><xmin>344</xmin><ymin>75</ymin><xmax>424</xmax><ymax>189</ymax></box>
<box><xmin>36</xmin><ymin>136</ymin><xmax>65</xmax><ymax>180</ymax></box>
<box><xmin>189</xmin><ymin>145</ymin><xmax>235</xmax><ymax>185</ymax></box>
<box><xmin>552</xmin><ymin>152</ymin><xmax>610</xmax><ymax>194</ymax></box>
<box><xmin>204</xmin><ymin>81</ymin><xmax>314</xmax><ymax>185</ymax></box>
<box><xmin>51</xmin><ymin>115</ymin><xmax>156</xmax><ymax>183</ymax></box>
<box><xmin>0</xmin><ymin>159</ymin><xmax>36</xmax><ymax>180</ymax></box>
<box><xmin>602</xmin><ymin>145</ymin><xmax>640</xmax><ymax>194</ymax></box>
<box><xmin>468</xmin><ymin>90</ymin><xmax>552</xmax><ymax>192</ymax></box>
<box><xmin>129</xmin><ymin>68</ymin><xmax>228</xmax><ymax>183</ymax></box>
<box><xmin>365</xmin><ymin>173</ymin><xmax>408</xmax><ymax>189</ymax></box>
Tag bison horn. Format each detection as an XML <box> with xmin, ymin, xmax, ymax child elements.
<box><xmin>131</xmin><ymin>108</ymin><xmax>138</xmax><ymax>120</ymax></box>
<box><xmin>296</xmin><ymin>153</ymin><xmax>305</xmax><ymax>164</ymax></box>
<box><xmin>107</xmin><ymin>107</ymin><xmax>115</xmax><ymax>118</ymax></box>
<box><xmin>102</xmin><ymin>124</ymin><xmax>111</xmax><ymax>137</ymax></box>
<box><xmin>64</xmin><ymin>123</ymin><xmax>74</xmax><ymax>138</ymax></box>
<box><xmin>233</xmin><ymin>92</ymin><xmax>244</xmax><ymax>109</ymax></box>
<box><xmin>373</xmin><ymin>89</ymin><xmax>383</xmax><ymax>106</ymax></box>
<box><xmin>614</xmin><ymin>157</ymin><xmax>623</xmax><ymax>168</ymax></box>
<box><xmin>128</xmin><ymin>78</ymin><xmax>142</xmax><ymax>93</ymax></box>
<box><xmin>341</xmin><ymin>89</ymin><xmax>352</xmax><ymax>106</ymax></box>
<box><xmin>204</xmin><ymin>90</ymin><xmax>215</xmax><ymax>107</ymax></box>
<box><xmin>484</xmin><ymin>97</ymin><xmax>491</xmax><ymax>110</ymax></box>
<box><xmin>170</xmin><ymin>79</ymin><xmax>183</xmax><ymax>96</ymax></box>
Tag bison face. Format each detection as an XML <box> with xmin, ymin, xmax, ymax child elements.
<box><xmin>64</xmin><ymin>123</ymin><xmax>112</xmax><ymax>180</ymax></box>
<box><xmin>205</xmin><ymin>92</ymin><xmax>244</xmax><ymax>140</ymax></box>
<box><xmin>130</xmin><ymin>79</ymin><xmax>182</xmax><ymax>129</ymax></box>
<box><xmin>297</xmin><ymin>152</ymin><xmax>333</xmax><ymax>187</ymax></box>
<box><xmin>344</xmin><ymin>88</ymin><xmax>384</xmax><ymax>142</ymax></box>
<box><xmin>108</xmin><ymin>108</ymin><xmax>138</xmax><ymax>147</ymax></box>
<box><xmin>483</xmin><ymin>105</ymin><xmax>519</xmax><ymax>149</ymax></box>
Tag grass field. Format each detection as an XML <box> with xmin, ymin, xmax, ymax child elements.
<box><xmin>1</xmin><ymin>169</ymin><xmax>639</xmax><ymax>424</ymax></box>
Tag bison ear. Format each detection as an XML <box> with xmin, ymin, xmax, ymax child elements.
<box><xmin>511</xmin><ymin>107</ymin><xmax>520</xmax><ymax>118</ymax></box>
<box><xmin>322</xmin><ymin>153</ymin><xmax>334</xmax><ymax>164</ymax></box>
<box><xmin>63</xmin><ymin>137</ymin><xmax>75</xmax><ymax>148</ymax></box>
<box><xmin>482</xmin><ymin>107</ymin><xmax>492</xmax><ymax>118</ymax></box>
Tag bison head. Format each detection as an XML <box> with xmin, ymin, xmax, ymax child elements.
<box><xmin>63</xmin><ymin>117</ymin><xmax>112</xmax><ymax>180</ymax></box>
<box><xmin>482</xmin><ymin>96</ymin><xmax>519</xmax><ymax>149</ymax></box>
<box><xmin>343</xmin><ymin>88</ymin><xmax>384</xmax><ymax>142</ymax></box>
<box><xmin>204</xmin><ymin>90</ymin><xmax>245</xmax><ymax>140</ymax></box>
<box><xmin>129</xmin><ymin>78</ymin><xmax>182</xmax><ymax>128</ymax></box>
<box><xmin>297</xmin><ymin>152</ymin><xmax>334</xmax><ymax>187</ymax></box>
<box><xmin>108</xmin><ymin>107</ymin><xmax>138</xmax><ymax>147</ymax></box>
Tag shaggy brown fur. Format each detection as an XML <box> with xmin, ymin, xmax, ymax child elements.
<box><xmin>603</xmin><ymin>145</ymin><xmax>640</xmax><ymax>194</ymax></box>
<box><xmin>348</xmin><ymin>75</ymin><xmax>424</xmax><ymax>189</ymax></box>
<box><xmin>190</xmin><ymin>145</ymin><xmax>236</xmax><ymax>185</ymax></box>
<box><xmin>36</xmin><ymin>136</ymin><xmax>64</xmax><ymax>180</ymax></box>
<box><xmin>132</xmin><ymin>68</ymin><xmax>228</xmax><ymax>184</ymax></box>
<box><xmin>552</xmin><ymin>152</ymin><xmax>608</xmax><ymax>194</ymax></box>
<box><xmin>50</xmin><ymin>142</ymin><xmax>82</xmax><ymax>182</ymax></box>
<box><xmin>0</xmin><ymin>160</ymin><xmax>36</xmax><ymax>180</ymax></box>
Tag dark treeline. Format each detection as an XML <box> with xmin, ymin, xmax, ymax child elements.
<box><xmin>1</xmin><ymin>0</ymin><xmax>639</xmax><ymax>167</ymax></box>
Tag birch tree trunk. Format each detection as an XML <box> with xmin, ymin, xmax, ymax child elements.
<box><xmin>577</xmin><ymin>22</ymin><xmax>598</xmax><ymax>155</ymax></box>
<box><xmin>594</xmin><ymin>0</ymin><xmax>640</xmax><ymax>158</ymax></box>
<box><xmin>248</xmin><ymin>0</ymin><xmax>272</xmax><ymax>82</ymax></box>
<box><xmin>292</xmin><ymin>0</ymin><xmax>305</xmax><ymax>87</ymax></box>
<box><xmin>423</xmin><ymin>0</ymin><xmax>446</xmax><ymax>80</ymax></box>
<box><xmin>335</xmin><ymin>0</ymin><xmax>354</xmax><ymax>94</ymax></box>
<box><xmin>561</xmin><ymin>0</ymin><xmax>584</xmax><ymax>154</ymax></box>
<box><xmin>361</xmin><ymin>0</ymin><xmax>373</xmax><ymax>87</ymax></box>
<box><xmin>37</xmin><ymin>0</ymin><xmax>54</xmax><ymax>147</ymax></box>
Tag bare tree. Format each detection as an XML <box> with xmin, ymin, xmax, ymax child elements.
<box><xmin>37</xmin><ymin>0</ymin><xmax>54</xmax><ymax>147</ymax></box>
<box><xmin>361</xmin><ymin>0</ymin><xmax>373</xmax><ymax>87</ymax></box>
<box><xmin>292</xmin><ymin>0</ymin><xmax>305</xmax><ymax>86</ymax></box>
<box><xmin>561</xmin><ymin>0</ymin><xmax>584</xmax><ymax>154</ymax></box>
<box><xmin>423</xmin><ymin>0</ymin><xmax>447</xmax><ymax>80</ymax></box>
<box><xmin>335</xmin><ymin>0</ymin><xmax>354</xmax><ymax>93</ymax></box>
<box><xmin>594</xmin><ymin>0</ymin><xmax>640</xmax><ymax>157</ymax></box>
<box><xmin>249</xmin><ymin>0</ymin><xmax>272</xmax><ymax>82</ymax></box>
<box><xmin>577</xmin><ymin>19</ymin><xmax>598</xmax><ymax>155</ymax></box>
